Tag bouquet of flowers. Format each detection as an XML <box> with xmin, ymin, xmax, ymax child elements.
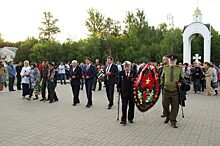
<box><xmin>97</xmin><ymin>68</ymin><xmax>105</xmax><ymax>82</ymax></box>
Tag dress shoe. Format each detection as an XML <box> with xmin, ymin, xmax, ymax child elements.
<box><xmin>120</xmin><ymin>121</ymin><xmax>126</xmax><ymax>125</ymax></box>
<box><xmin>27</xmin><ymin>97</ymin><xmax>31</xmax><ymax>101</ymax></box>
<box><xmin>54</xmin><ymin>99</ymin><xmax>59</xmax><ymax>102</ymax></box>
<box><xmin>171</xmin><ymin>122</ymin><xmax>178</xmax><ymax>128</ymax></box>
<box><xmin>40</xmin><ymin>99</ymin><xmax>45</xmax><ymax>101</ymax></box>
<box><xmin>72</xmin><ymin>103</ymin><xmax>77</xmax><ymax>106</ymax></box>
<box><xmin>33</xmin><ymin>97</ymin><xmax>38</xmax><ymax>100</ymax></box>
<box><xmin>164</xmin><ymin>117</ymin><xmax>169</xmax><ymax>124</ymax></box>
<box><xmin>107</xmin><ymin>106</ymin><xmax>112</xmax><ymax>109</ymax></box>
<box><xmin>86</xmin><ymin>104</ymin><xmax>91</xmax><ymax>108</ymax></box>
<box><xmin>128</xmin><ymin>120</ymin><xmax>134</xmax><ymax>123</ymax></box>
<box><xmin>161</xmin><ymin>114</ymin><xmax>166</xmax><ymax>118</ymax></box>
<box><xmin>49</xmin><ymin>101</ymin><xmax>53</xmax><ymax>103</ymax></box>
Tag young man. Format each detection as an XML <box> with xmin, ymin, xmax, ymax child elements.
<box><xmin>104</xmin><ymin>56</ymin><xmax>118</xmax><ymax>109</ymax></box>
<box><xmin>58</xmin><ymin>62</ymin><xmax>66</xmax><ymax>85</ymax></box>
<box><xmin>69</xmin><ymin>60</ymin><xmax>82</xmax><ymax>106</ymax></box>
<box><xmin>83</xmin><ymin>57</ymin><xmax>95</xmax><ymax>108</ymax></box>
<box><xmin>117</xmin><ymin>61</ymin><xmax>137</xmax><ymax>125</ymax></box>
<box><xmin>160</xmin><ymin>54</ymin><xmax>184</xmax><ymax>128</ymax></box>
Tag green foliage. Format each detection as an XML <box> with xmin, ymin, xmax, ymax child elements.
<box><xmin>2</xmin><ymin>9</ymin><xmax>220</xmax><ymax>65</ymax></box>
<box><xmin>39</xmin><ymin>12</ymin><xmax>61</xmax><ymax>41</ymax></box>
<box><xmin>14</xmin><ymin>37</ymin><xmax>38</xmax><ymax>63</ymax></box>
<box><xmin>30</xmin><ymin>41</ymin><xmax>62</xmax><ymax>64</ymax></box>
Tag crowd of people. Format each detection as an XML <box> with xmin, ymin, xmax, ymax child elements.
<box><xmin>0</xmin><ymin>55</ymin><xmax>219</xmax><ymax>128</ymax></box>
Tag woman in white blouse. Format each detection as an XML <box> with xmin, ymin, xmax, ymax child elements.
<box><xmin>20</xmin><ymin>60</ymin><xmax>31</xmax><ymax>99</ymax></box>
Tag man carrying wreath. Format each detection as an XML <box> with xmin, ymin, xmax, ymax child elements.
<box><xmin>160</xmin><ymin>54</ymin><xmax>184</xmax><ymax>128</ymax></box>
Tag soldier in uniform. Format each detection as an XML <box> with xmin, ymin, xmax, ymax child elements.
<box><xmin>40</xmin><ymin>60</ymin><xmax>49</xmax><ymax>101</ymax></box>
<box><xmin>160</xmin><ymin>54</ymin><xmax>184</xmax><ymax>128</ymax></box>
<box><xmin>158</xmin><ymin>55</ymin><xmax>169</xmax><ymax>118</ymax></box>
<box><xmin>117</xmin><ymin>61</ymin><xmax>137</xmax><ymax>125</ymax></box>
<box><xmin>47</xmin><ymin>63</ymin><xmax>58</xmax><ymax>103</ymax></box>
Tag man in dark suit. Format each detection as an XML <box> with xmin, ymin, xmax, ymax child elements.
<box><xmin>104</xmin><ymin>56</ymin><xmax>118</xmax><ymax>109</ymax></box>
<box><xmin>83</xmin><ymin>57</ymin><xmax>96</xmax><ymax>108</ymax></box>
<box><xmin>69</xmin><ymin>60</ymin><xmax>82</xmax><ymax>106</ymax></box>
<box><xmin>117</xmin><ymin>61</ymin><xmax>137</xmax><ymax>125</ymax></box>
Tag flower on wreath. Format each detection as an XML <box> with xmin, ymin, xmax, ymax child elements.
<box><xmin>141</xmin><ymin>72</ymin><xmax>155</xmax><ymax>91</ymax></box>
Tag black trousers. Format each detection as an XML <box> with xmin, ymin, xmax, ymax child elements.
<box><xmin>80</xmin><ymin>79</ymin><xmax>84</xmax><ymax>90</ymax></box>
<box><xmin>106</xmin><ymin>83</ymin><xmax>115</xmax><ymax>106</ymax></box>
<box><xmin>121</xmin><ymin>95</ymin><xmax>134</xmax><ymax>122</ymax></box>
<box><xmin>41</xmin><ymin>79</ymin><xmax>50</xmax><ymax>100</ymax></box>
<box><xmin>193</xmin><ymin>79</ymin><xmax>201</xmax><ymax>93</ymax></box>
<box><xmin>9</xmin><ymin>76</ymin><xmax>15</xmax><ymax>91</ymax></box>
<box><xmin>17</xmin><ymin>76</ymin><xmax>21</xmax><ymax>90</ymax></box>
<box><xmin>93</xmin><ymin>76</ymin><xmax>102</xmax><ymax>90</ymax></box>
<box><xmin>85</xmin><ymin>79</ymin><xmax>93</xmax><ymax>105</ymax></box>
<box><xmin>29</xmin><ymin>89</ymin><xmax>34</xmax><ymax>97</ymax></box>
<box><xmin>48</xmin><ymin>81</ymin><xmax>58</xmax><ymax>102</ymax></box>
<box><xmin>22</xmin><ymin>83</ymin><xmax>30</xmax><ymax>97</ymax></box>
<box><xmin>60</xmin><ymin>73</ymin><xmax>66</xmax><ymax>84</ymax></box>
<box><xmin>71</xmin><ymin>84</ymin><xmax>80</xmax><ymax>104</ymax></box>
<box><xmin>200</xmin><ymin>79</ymin><xmax>205</xmax><ymax>91</ymax></box>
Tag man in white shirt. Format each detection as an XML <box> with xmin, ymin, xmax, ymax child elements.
<box><xmin>58</xmin><ymin>62</ymin><xmax>66</xmax><ymax>85</ymax></box>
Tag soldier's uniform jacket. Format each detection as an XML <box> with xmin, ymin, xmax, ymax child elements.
<box><xmin>42</xmin><ymin>65</ymin><xmax>49</xmax><ymax>79</ymax></box>
<box><xmin>161</xmin><ymin>65</ymin><xmax>184</xmax><ymax>92</ymax></box>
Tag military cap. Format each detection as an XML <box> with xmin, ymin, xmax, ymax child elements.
<box><xmin>168</xmin><ymin>54</ymin><xmax>178</xmax><ymax>60</ymax></box>
<box><xmin>49</xmin><ymin>62</ymin><xmax>55</xmax><ymax>66</ymax></box>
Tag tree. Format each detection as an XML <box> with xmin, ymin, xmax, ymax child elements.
<box><xmin>85</xmin><ymin>8</ymin><xmax>105</xmax><ymax>36</ymax></box>
<box><xmin>39</xmin><ymin>12</ymin><xmax>61</xmax><ymax>41</ymax></box>
<box><xmin>14</xmin><ymin>37</ymin><xmax>38</xmax><ymax>63</ymax></box>
<box><xmin>30</xmin><ymin>41</ymin><xmax>62</xmax><ymax>63</ymax></box>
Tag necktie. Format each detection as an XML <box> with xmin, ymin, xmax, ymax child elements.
<box><xmin>106</xmin><ymin>65</ymin><xmax>110</xmax><ymax>72</ymax></box>
<box><xmin>170</xmin><ymin>66</ymin><xmax>174</xmax><ymax>82</ymax></box>
<box><xmin>106</xmin><ymin>65</ymin><xmax>110</xmax><ymax>80</ymax></box>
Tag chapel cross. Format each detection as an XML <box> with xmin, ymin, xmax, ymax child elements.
<box><xmin>193</xmin><ymin>54</ymin><xmax>201</xmax><ymax>63</ymax></box>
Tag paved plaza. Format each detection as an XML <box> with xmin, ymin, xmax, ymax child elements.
<box><xmin>0</xmin><ymin>84</ymin><xmax>220</xmax><ymax>146</ymax></box>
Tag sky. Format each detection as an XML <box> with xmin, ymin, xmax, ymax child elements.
<box><xmin>0</xmin><ymin>0</ymin><xmax>219</xmax><ymax>43</ymax></box>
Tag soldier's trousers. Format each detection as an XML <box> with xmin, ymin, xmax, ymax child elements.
<box><xmin>162</xmin><ymin>90</ymin><xmax>179</xmax><ymax>123</ymax></box>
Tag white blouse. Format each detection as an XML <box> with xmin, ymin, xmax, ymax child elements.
<box><xmin>20</xmin><ymin>66</ymin><xmax>31</xmax><ymax>84</ymax></box>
